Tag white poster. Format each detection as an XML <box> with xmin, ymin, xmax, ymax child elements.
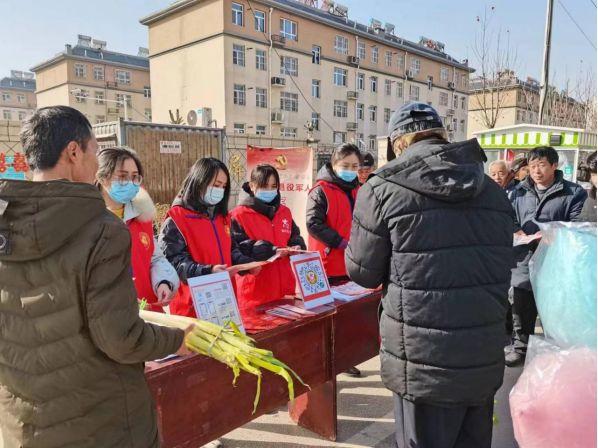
<box><xmin>289</xmin><ymin>252</ymin><xmax>333</xmax><ymax>310</ymax></box>
<box><xmin>159</xmin><ymin>140</ymin><xmax>182</xmax><ymax>154</ymax></box>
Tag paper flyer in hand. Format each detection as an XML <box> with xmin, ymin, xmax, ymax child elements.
<box><xmin>289</xmin><ymin>252</ymin><xmax>333</xmax><ymax>309</ymax></box>
<box><xmin>188</xmin><ymin>271</ymin><xmax>245</xmax><ymax>333</ymax></box>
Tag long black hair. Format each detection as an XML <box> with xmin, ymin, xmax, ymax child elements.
<box><xmin>250</xmin><ymin>164</ymin><xmax>280</xmax><ymax>191</ymax></box>
<box><xmin>178</xmin><ymin>157</ymin><xmax>231</xmax><ymax>215</ymax></box>
<box><xmin>587</xmin><ymin>151</ymin><xmax>597</xmax><ymax>200</ymax></box>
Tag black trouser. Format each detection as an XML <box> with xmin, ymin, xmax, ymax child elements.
<box><xmin>511</xmin><ymin>287</ymin><xmax>537</xmax><ymax>354</ymax></box>
<box><xmin>394</xmin><ymin>394</ymin><xmax>494</xmax><ymax>448</ymax></box>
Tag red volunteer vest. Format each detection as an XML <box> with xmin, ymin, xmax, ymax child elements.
<box><xmin>308</xmin><ymin>181</ymin><xmax>358</xmax><ymax>277</ymax></box>
<box><xmin>230</xmin><ymin>205</ymin><xmax>296</xmax><ymax>311</ymax></box>
<box><xmin>167</xmin><ymin>205</ymin><xmax>233</xmax><ymax>317</ymax></box>
<box><xmin>128</xmin><ymin>219</ymin><xmax>163</xmax><ymax>312</ymax></box>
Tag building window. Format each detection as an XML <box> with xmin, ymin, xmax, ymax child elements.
<box><xmin>357</xmin><ymin>73</ymin><xmax>365</xmax><ymax>90</ymax></box>
<box><xmin>461</xmin><ymin>96</ymin><xmax>466</xmax><ymax>110</ymax></box>
<box><xmin>356</xmin><ymin>133</ymin><xmax>365</xmax><ymax>149</ymax></box>
<box><xmin>427</xmin><ymin>76</ymin><xmax>434</xmax><ymax>90</ymax></box>
<box><xmin>280</xmin><ymin>56</ymin><xmax>298</xmax><ymax>76</ymax></box>
<box><xmin>462</xmin><ymin>75</ymin><xmax>468</xmax><ymax>89</ymax></box>
<box><xmin>280</xmin><ymin>18</ymin><xmax>297</xmax><ymax>41</ymax></box>
<box><xmin>233</xmin><ymin>44</ymin><xmax>245</xmax><ymax>66</ymax></box>
<box><xmin>441</xmin><ymin>67</ymin><xmax>449</xmax><ymax>82</ymax></box>
<box><xmin>256</xmin><ymin>88</ymin><xmax>267</xmax><ymax>108</ymax></box>
<box><xmin>254</xmin><ymin>49</ymin><xmax>267</xmax><ymax>70</ymax></box>
<box><xmin>385</xmin><ymin>51</ymin><xmax>392</xmax><ymax>67</ymax></box>
<box><xmin>333</xmin><ymin>132</ymin><xmax>347</xmax><ymax>144</ymax></box>
<box><xmin>17</xmin><ymin>94</ymin><xmax>25</xmax><ymax>104</ymax></box>
<box><xmin>334</xmin><ymin>35</ymin><xmax>349</xmax><ymax>55</ymax></box>
<box><xmin>452</xmin><ymin>118</ymin><xmax>458</xmax><ymax>132</ymax></box>
<box><xmin>145</xmin><ymin>109</ymin><xmax>152</xmax><ymax>121</ymax></box>
<box><xmin>333</xmin><ymin>100</ymin><xmax>348</xmax><ymax>118</ymax></box>
<box><xmin>95</xmin><ymin>91</ymin><xmax>105</xmax><ymax>104</ymax></box>
<box><xmin>312</xmin><ymin>79</ymin><xmax>321</xmax><ymax>98</ymax></box>
<box><xmin>358</xmin><ymin>42</ymin><xmax>366</xmax><ymax>60</ymax></box>
<box><xmin>254</xmin><ymin>10</ymin><xmax>266</xmax><ymax>32</ymax></box>
<box><xmin>371</xmin><ymin>47</ymin><xmax>378</xmax><ymax>64</ymax></box>
<box><xmin>281</xmin><ymin>127</ymin><xmax>297</xmax><ymax>138</ymax></box>
<box><xmin>74</xmin><ymin>63</ymin><xmax>86</xmax><ymax>78</ymax></box>
<box><xmin>75</xmin><ymin>89</ymin><xmax>88</xmax><ymax>103</ymax></box>
<box><xmin>357</xmin><ymin>103</ymin><xmax>364</xmax><ymax>120</ymax></box>
<box><xmin>93</xmin><ymin>66</ymin><xmax>104</xmax><ymax>81</ymax></box>
<box><xmin>368</xmin><ymin>136</ymin><xmax>376</xmax><ymax>151</ymax></box>
<box><xmin>384</xmin><ymin>79</ymin><xmax>392</xmax><ymax>96</ymax></box>
<box><xmin>409</xmin><ymin>85</ymin><xmax>420</xmax><ymax>101</ymax></box>
<box><xmin>311</xmin><ymin>112</ymin><xmax>320</xmax><ymax>131</ymax></box>
<box><xmin>18</xmin><ymin>111</ymin><xmax>27</xmax><ymax>120</ymax></box>
<box><xmin>115</xmin><ymin>70</ymin><xmax>131</xmax><ymax>84</ymax></box>
<box><xmin>280</xmin><ymin>92</ymin><xmax>298</xmax><ymax>112</ymax></box>
<box><xmin>410</xmin><ymin>58</ymin><xmax>420</xmax><ymax>75</ymax></box>
<box><xmin>311</xmin><ymin>45</ymin><xmax>322</xmax><ymax>65</ymax></box>
<box><xmin>439</xmin><ymin>91</ymin><xmax>448</xmax><ymax>106</ymax></box>
<box><xmin>333</xmin><ymin>67</ymin><xmax>347</xmax><ymax>87</ymax></box>
<box><xmin>369</xmin><ymin>105</ymin><xmax>377</xmax><ymax>122</ymax></box>
<box><xmin>384</xmin><ymin>108</ymin><xmax>391</xmax><ymax>123</ymax></box>
<box><xmin>144</xmin><ymin>86</ymin><xmax>151</xmax><ymax>98</ymax></box>
<box><xmin>396</xmin><ymin>82</ymin><xmax>404</xmax><ymax>98</ymax></box>
<box><xmin>453</xmin><ymin>94</ymin><xmax>458</xmax><ymax>109</ymax></box>
<box><xmin>1</xmin><ymin>92</ymin><xmax>10</xmax><ymax>102</ymax></box>
<box><xmin>2</xmin><ymin>110</ymin><xmax>11</xmax><ymax>120</ymax></box>
<box><xmin>234</xmin><ymin>123</ymin><xmax>246</xmax><ymax>134</ymax></box>
<box><xmin>397</xmin><ymin>53</ymin><xmax>405</xmax><ymax>69</ymax></box>
<box><xmin>232</xmin><ymin>3</ymin><xmax>244</xmax><ymax>26</ymax></box>
<box><xmin>116</xmin><ymin>93</ymin><xmax>132</xmax><ymax>107</ymax></box>
<box><xmin>233</xmin><ymin>84</ymin><xmax>246</xmax><ymax>105</ymax></box>
<box><xmin>256</xmin><ymin>125</ymin><xmax>267</xmax><ymax>135</ymax></box>
<box><xmin>370</xmin><ymin>76</ymin><xmax>378</xmax><ymax>93</ymax></box>
<box><xmin>459</xmin><ymin>119</ymin><xmax>465</xmax><ymax>133</ymax></box>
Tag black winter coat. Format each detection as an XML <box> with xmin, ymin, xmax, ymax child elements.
<box><xmin>510</xmin><ymin>171</ymin><xmax>587</xmax><ymax>289</ymax></box>
<box><xmin>346</xmin><ymin>138</ymin><xmax>514</xmax><ymax>407</ymax></box>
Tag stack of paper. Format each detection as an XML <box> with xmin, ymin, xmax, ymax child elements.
<box><xmin>331</xmin><ymin>282</ymin><xmax>373</xmax><ymax>302</ymax></box>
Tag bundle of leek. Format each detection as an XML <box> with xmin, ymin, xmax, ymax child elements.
<box><xmin>140</xmin><ymin>310</ymin><xmax>308</xmax><ymax>413</ymax></box>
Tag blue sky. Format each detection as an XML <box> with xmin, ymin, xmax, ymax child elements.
<box><xmin>1</xmin><ymin>0</ymin><xmax>596</xmax><ymax>93</ymax></box>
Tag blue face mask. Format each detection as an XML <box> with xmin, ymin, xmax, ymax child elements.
<box><xmin>255</xmin><ymin>189</ymin><xmax>278</xmax><ymax>203</ymax></box>
<box><xmin>204</xmin><ymin>186</ymin><xmax>225</xmax><ymax>205</ymax></box>
<box><xmin>108</xmin><ymin>181</ymin><xmax>140</xmax><ymax>204</ymax></box>
<box><xmin>336</xmin><ymin>169</ymin><xmax>358</xmax><ymax>183</ymax></box>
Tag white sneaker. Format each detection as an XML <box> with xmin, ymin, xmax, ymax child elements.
<box><xmin>202</xmin><ymin>441</ymin><xmax>223</xmax><ymax>448</ymax></box>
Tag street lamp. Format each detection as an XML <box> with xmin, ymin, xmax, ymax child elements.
<box><xmin>69</xmin><ymin>88</ymin><xmax>129</xmax><ymax>121</ymax></box>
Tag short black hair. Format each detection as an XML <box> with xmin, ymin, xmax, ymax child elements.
<box><xmin>331</xmin><ymin>143</ymin><xmax>362</xmax><ymax>166</ymax></box>
<box><xmin>250</xmin><ymin>164</ymin><xmax>280</xmax><ymax>190</ymax></box>
<box><xmin>529</xmin><ymin>146</ymin><xmax>559</xmax><ymax>165</ymax></box>
<box><xmin>20</xmin><ymin>106</ymin><xmax>93</xmax><ymax>170</ymax></box>
<box><xmin>96</xmin><ymin>146</ymin><xmax>144</xmax><ymax>182</ymax></box>
<box><xmin>361</xmin><ymin>152</ymin><xmax>375</xmax><ymax>168</ymax></box>
<box><xmin>178</xmin><ymin>157</ymin><xmax>231</xmax><ymax>216</ymax></box>
<box><xmin>587</xmin><ymin>151</ymin><xmax>597</xmax><ymax>174</ymax></box>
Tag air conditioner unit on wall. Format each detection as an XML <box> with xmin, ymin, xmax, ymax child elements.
<box><xmin>271</xmin><ymin>76</ymin><xmax>286</xmax><ymax>87</ymax></box>
<box><xmin>187</xmin><ymin>108</ymin><xmax>212</xmax><ymax>127</ymax></box>
<box><xmin>406</xmin><ymin>70</ymin><xmax>415</xmax><ymax>79</ymax></box>
<box><xmin>347</xmin><ymin>56</ymin><xmax>360</xmax><ymax>66</ymax></box>
<box><xmin>271</xmin><ymin>110</ymin><xmax>284</xmax><ymax>123</ymax></box>
<box><xmin>347</xmin><ymin>91</ymin><xmax>358</xmax><ymax>100</ymax></box>
<box><xmin>448</xmin><ymin>82</ymin><xmax>456</xmax><ymax>90</ymax></box>
<box><xmin>346</xmin><ymin>122</ymin><xmax>358</xmax><ymax>131</ymax></box>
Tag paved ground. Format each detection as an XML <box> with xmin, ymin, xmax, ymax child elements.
<box><xmin>220</xmin><ymin>356</ymin><xmax>522</xmax><ymax>448</ymax></box>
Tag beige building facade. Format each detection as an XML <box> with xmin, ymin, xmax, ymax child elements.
<box><xmin>31</xmin><ymin>35</ymin><xmax>152</xmax><ymax>124</ymax></box>
<box><xmin>0</xmin><ymin>71</ymin><xmax>36</xmax><ymax>122</ymax></box>
<box><xmin>141</xmin><ymin>0</ymin><xmax>473</xmax><ymax>149</ymax></box>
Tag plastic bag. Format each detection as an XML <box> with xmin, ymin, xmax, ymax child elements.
<box><xmin>529</xmin><ymin>222</ymin><xmax>597</xmax><ymax>348</ymax></box>
<box><xmin>510</xmin><ymin>336</ymin><xmax>597</xmax><ymax>448</ymax></box>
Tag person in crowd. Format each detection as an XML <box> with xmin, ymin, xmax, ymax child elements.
<box><xmin>159</xmin><ymin>157</ymin><xmax>257</xmax><ymax>318</ymax></box>
<box><xmin>306</xmin><ymin>143</ymin><xmax>361</xmax><ymax>281</ymax></box>
<box><xmin>0</xmin><ymin>106</ymin><xmax>187</xmax><ymax>447</ymax></box>
<box><xmin>345</xmin><ymin>102</ymin><xmax>514</xmax><ymax>448</ymax></box>
<box><xmin>358</xmin><ymin>151</ymin><xmax>376</xmax><ymax>185</ymax></box>
<box><xmin>230</xmin><ymin>164</ymin><xmax>306</xmax><ymax>313</ymax></box>
<box><xmin>96</xmin><ymin>146</ymin><xmax>179</xmax><ymax>312</ymax></box>
<box><xmin>575</xmin><ymin>151</ymin><xmax>596</xmax><ymax>222</ymax></box>
<box><xmin>506</xmin><ymin>146</ymin><xmax>587</xmax><ymax>367</ymax></box>
<box><xmin>489</xmin><ymin>159</ymin><xmax>519</xmax><ymax>197</ymax></box>
<box><xmin>511</xmin><ymin>156</ymin><xmax>529</xmax><ymax>181</ymax></box>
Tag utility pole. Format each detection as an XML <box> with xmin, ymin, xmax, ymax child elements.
<box><xmin>538</xmin><ymin>0</ymin><xmax>554</xmax><ymax>125</ymax></box>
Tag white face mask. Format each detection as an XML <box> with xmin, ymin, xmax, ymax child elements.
<box><xmin>203</xmin><ymin>186</ymin><xmax>225</xmax><ymax>205</ymax></box>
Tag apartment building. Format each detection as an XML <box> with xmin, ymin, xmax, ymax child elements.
<box><xmin>0</xmin><ymin>71</ymin><xmax>36</xmax><ymax>122</ymax></box>
<box><xmin>31</xmin><ymin>35</ymin><xmax>152</xmax><ymax>125</ymax></box>
<box><xmin>468</xmin><ymin>70</ymin><xmax>590</xmax><ymax>137</ymax></box>
<box><xmin>141</xmin><ymin>0</ymin><xmax>473</xmax><ymax>148</ymax></box>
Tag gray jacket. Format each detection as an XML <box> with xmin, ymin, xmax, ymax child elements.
<box><xmin>510</xmin><ymin>171</ymin><xmax>587</xmax><ymax>289</ymax></box>
<box><xmin>346</xmin><ymin>138</ymin><xmax>514</xmax><ymax>406</ymax></box>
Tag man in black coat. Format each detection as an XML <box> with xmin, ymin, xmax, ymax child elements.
<box><xmin>345</xmin><ymin>102</ymin><xmax>514</xmax><ymax>448</ymax></box>
<box><xmin>506</xmin><ymin>146</ymin><xmax>587</xmax><ymax>366</ymax></box>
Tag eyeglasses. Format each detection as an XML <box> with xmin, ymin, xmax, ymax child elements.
<box><xmin>112</xmin><ymin>175</ymin><xmax>143</xmax><ymax>186</ymax></box>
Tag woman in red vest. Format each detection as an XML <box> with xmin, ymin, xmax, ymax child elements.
<box><xmin>159</xmin><ymin>158</ymin><xmax>256</xmax><ymax>318</ymax></box>
<box><xmin>97</xmin><ymin>147</ymin><xmax>180</xmax><ymax>313</ymax></box>
<box><xmin>231</xmin><ymin>164</ymin><xmax>306</xmax><ymax>314</ymax></box>
<box><xmin>307</xmin><ymin>143</ymin><xmax>362</xmax><ymax>281</ymax></box>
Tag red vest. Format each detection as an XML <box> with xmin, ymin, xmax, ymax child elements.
<box><xmin>167</xmin><ymin>205</ymin><xmax>233</xmax><ymax>317</ymax></box>
<box><xmin>308</xmin><ymin>181</ymin><xmax>358</xmax><ymax>277</ymax></box>
<box><xmin>230</xmin><ymin>205</ymin><xmax>296</xmax><ymax>311</ymax></box>
<box><xmin>128</xmin><ymin>219</ymin><xmax>163</xmax><ymax>312</ymax></box>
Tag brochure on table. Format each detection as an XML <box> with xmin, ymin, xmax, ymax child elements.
<box><xmin>289</xmin><ymin>252</ymin><xmax>334</xmax><ymax>309</ymax></box>
<box><xmin>188</xmin><ymin>271</ymin><xmax>245</xmax><ymax>333</ymax></box>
